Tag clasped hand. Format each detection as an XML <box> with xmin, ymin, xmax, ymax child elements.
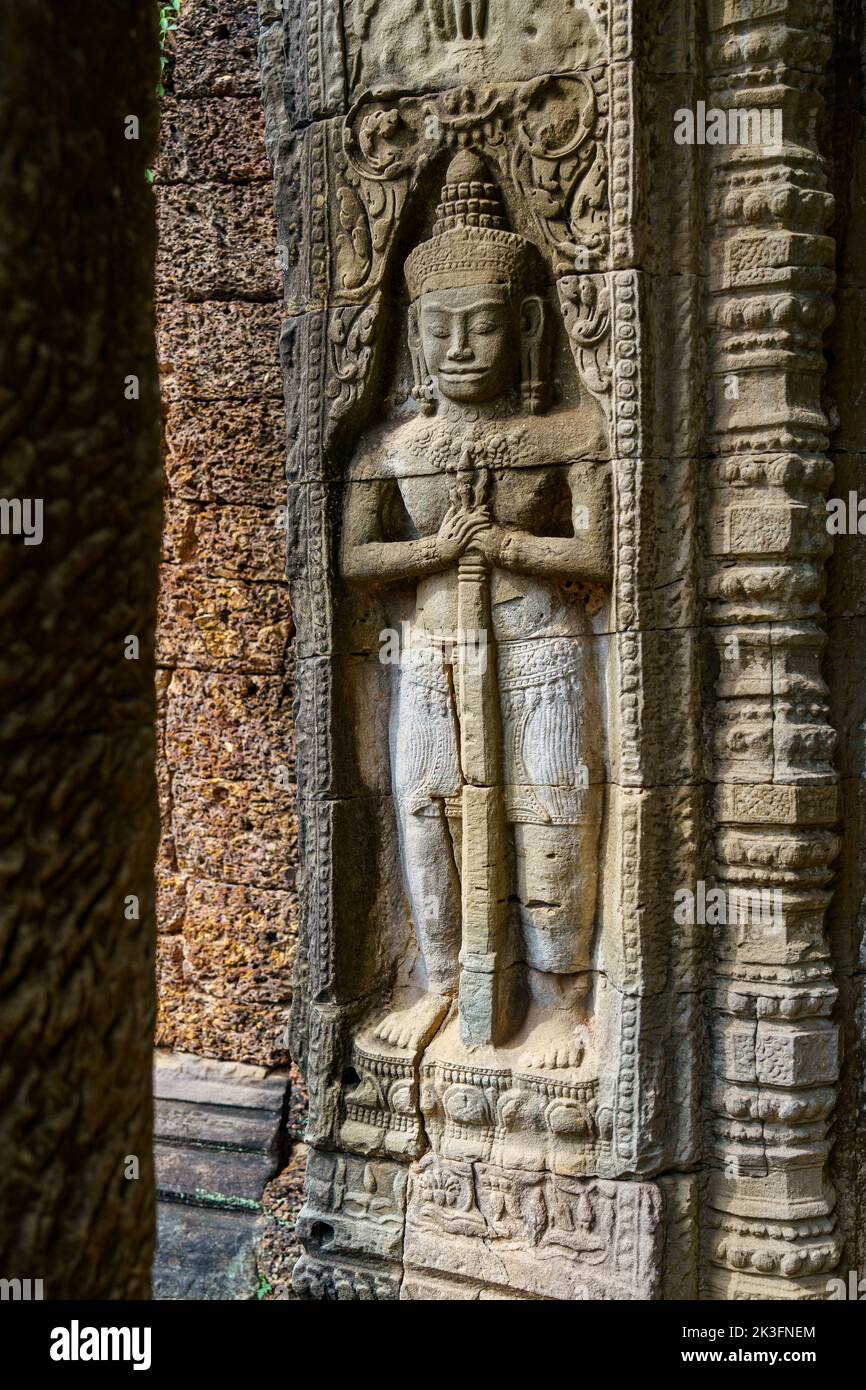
<box><xmin>435</xmin><ymin>503</ymin><xmax>506</xmax><ymax>566</ymax></box>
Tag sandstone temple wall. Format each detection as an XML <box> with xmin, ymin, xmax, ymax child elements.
<box><xmin>145</xmin><ymin>0</ymin><xmax>866</xmax><ymax>1302</ymax></box>
<box><xmin>154</xmin><ymin>0</ymin><xmax>299</xmax><ymax>1068</ymax></box>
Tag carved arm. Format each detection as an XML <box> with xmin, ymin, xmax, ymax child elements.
<box><xmin>340</xmin><ymin>476</ymin><xmax>492</xmax><ymax>584</ymax></box>
<box><xmin>493</xmin><ymin>461</ymin><xmax>612</xmax><ymax>586</ymax></box>
<box><xmin>340</xmin><ymin>479</ymin><xmax>442</xmax><ymax>583</ymax></box>
<box><xmin>499</xmin><ymin>528</ymin><xmax>610</xmax><ymax>586</ymax></box>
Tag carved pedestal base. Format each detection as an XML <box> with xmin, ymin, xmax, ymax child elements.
<box><xmin>340</xmin><ymin>1031</ymin><xmax>427</xmax><ymax>1162</ymax></box>
<box><xmin>294</xmin><ymin>1148</ymin><xmax>664</xmax><ymax>1301</ymax></box>
<box><xmin>403</xmin><ymin>1156</ymin><xmax>663</xmax><ymax>1300</ymax></box>
<box><xmin>420</xmin><ymin>1018</ymin><xmax>604</xmax><ymax>1178</ymax></box>
<box><xmin>294</xmin><ymin>1150</ymin><xmax>407</xmax><ymax>1301</ymax></box>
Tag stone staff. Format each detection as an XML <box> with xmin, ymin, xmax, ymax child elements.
<box><xmin>455</xmin><ymin>461</ymin><xmax>510</xmax><ymax>1046</ymax></box>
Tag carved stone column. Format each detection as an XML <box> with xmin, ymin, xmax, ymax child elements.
<box><xmin>259</xmin><ymin>0</ymin><xmax>849</xmax><ymax>1301</ymax></box>
<box><xmin>702</xmin><ymin>0</ymin><xmax>842</xmax><ymax>1298</ymax></box>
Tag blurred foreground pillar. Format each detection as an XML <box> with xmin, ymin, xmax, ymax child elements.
<box><xmin>0</xmin><ymin>2</ymin><xmax>162</xmax><ymax>1297</ymax></box>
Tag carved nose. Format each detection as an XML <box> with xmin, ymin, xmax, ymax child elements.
<box><xmin>447</xmin><ymin>320</ymin><xmax>472</xmax><ymax>360</ymax></box>
<box><xmin>447</xmin><ymin>339</ymin><xmax>472</xmax><ymax>361</ymax></box>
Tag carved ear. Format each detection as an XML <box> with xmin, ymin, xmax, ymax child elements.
<box><xmin>408</xmin><ymin>303</ymin><xmax>422</xmax><ymax>351</ymax></box>
<box><xmin>520</xmin><ymin>295</ymin><xmax>548</xmax><ymax>415</ymax></box>
<box><xmin>408</xmin><ymin>303</ymin><xmax>436</xmax><ymax>414</ymax></box>
<box><xmin>520</xmin><ymin>294</ymin><xmax>545</xmax><ymax>343</ymax></box>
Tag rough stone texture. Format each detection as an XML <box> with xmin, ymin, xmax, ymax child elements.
<box><xmin>257</xmin><ymin>1141</ymin><xmax>307</xmax><ymax>1300</ymax></box>
<box><xmin>261</xmin><ymin>0</ymin><xmax>863</xmax><ymax>1300</ymax></box>
<box><xmin>700</xmin><ymin>0</ymin><xmax>844</xmax><ymax>1302</ymax></box>
<box><xmin>175</xmin><ymin>0</ymin><xmax>263</xmax><ymax>97</ymax></box>
<box><xmin>826</xmin><ymin>0</ymin><xmax>866</xmax><ymax>1285</ymax></box>
<box><xmin>0</xmin><ymin>1</ymin><xmax>161</xmax><ymax>1297</ymax></box>
<box><xmin>152</xmin><ymin>1051</ymin><xmax>290</xmax><ymax>1299</ymax></box>
<box><xmin>155</xmin><ymin>1204</ymin><xmax>266</xmax><ymax>1300</ymax></box>
<box><xmin>155</xmin><ymin>0</ymin><xmax>297</xmax><ymax>1069</ymax></box>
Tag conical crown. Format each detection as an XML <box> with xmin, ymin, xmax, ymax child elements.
<box><xmin>404</xmin><ymin>151</ymin><xmax>542</xmax><ymax>300</ymax></box>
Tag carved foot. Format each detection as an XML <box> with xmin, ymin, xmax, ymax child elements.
<box><xmin>372</xmin><ymin>992</ymin><xmax>451</xmax><ymax>1053</ymax></box>
<box><xmin>519</xmin><ymin>1024</ymin><xmax>590</xmax><ymax>1073</ymax></box>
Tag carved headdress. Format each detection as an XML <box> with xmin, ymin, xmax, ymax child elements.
<box><xmin>404</xmin><ymin>151</ymin><xmax>543</xmax><ymax>300</ymax></box>
<box><xmin>405</xmin><ymin>152</ymin><xmax>548</xmax><ymax>413</ymax></box>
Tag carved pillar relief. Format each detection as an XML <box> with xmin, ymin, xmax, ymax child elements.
<box><xmin>702</xmin><ymin>0</ymin><xmax>842</xmax><ymax>1298</ymax></box>
<box><xmin>259</xmin><ymin>0</ymin><xmax>844</xmax><ymax>1300</ymax></box>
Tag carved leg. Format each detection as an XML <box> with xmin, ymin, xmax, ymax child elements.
<box><xmin>397</xmin><ymin>803</ymin><xmax>461</xmax><ymax>993</ymax></box>
<box><xmin>514</xmin><ymin>822</ymin><xmax>598</xmax><ymax>1072</ymax></box>
<box><xmin>371</xmin><ymin>804</ymin><xmax>458</xmax><ymax>1051</ymax></box>
<box><xmin>513</xmin><ymin>822</ymin><xmax>597</xmax><ymax>973</ymax></box>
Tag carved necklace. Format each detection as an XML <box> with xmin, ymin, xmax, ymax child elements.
<box><xmin>407</xmin><ymin>394</ymin><xmax>532</xmax><ymax>474</ymax></box>
<box><xmin>437</xmin><ymin>393</ymin><xmax>519</xmax><ymax>425</ymax></box>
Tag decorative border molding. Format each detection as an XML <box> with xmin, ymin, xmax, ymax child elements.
<box><xmin>701</xmin><ymin>0</ymin><xmax>841</xmax><ymax>1301</ymax></box>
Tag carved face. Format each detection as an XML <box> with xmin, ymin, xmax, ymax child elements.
<box><xmin>416</xmin><ymin>285</ymin><xmax>519</xmax><ymax>403</ymax></box>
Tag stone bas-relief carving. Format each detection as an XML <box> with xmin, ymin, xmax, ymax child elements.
<box><xmin>261</xmin><ymin>0</ymin><xmax>849</xmax><ymax>1299</ymax></box>
<box><xmin>340</xmin><ymin>154</ymin><xmax>612</xmax><ymax>1173</ymax></box>
<box><xmin>343</xmin><ymin>0</ymin><xmax>608</xmax><ymax>94</ymax></box>
<box><xmin>295</xmin><ymin>1148</ymin><xmax>662</xmax><ymax>1300</ymax></box>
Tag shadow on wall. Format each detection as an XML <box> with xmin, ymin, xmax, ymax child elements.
<box><xmin>0</xmin><ymin>2</ymin><xmax>162</xmax><ymax>1299</ymax></box>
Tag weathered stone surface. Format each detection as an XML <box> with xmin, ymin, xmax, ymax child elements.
<box><xmin>156</xmin><ymin>870</ymin><xmax>187</xmax><ymax>936</ymax></box>
<box><xmin>158</xmin><ymin>301</ymin><xmax>283</xmax><ymax>400</ymax></box>
<box><xmin>157</xmin><ymin>570</ymin><xmax>291</xmax><ymax>671</ymax></box>
<box><xmin>179</xmin><ymin>879</ymin><xmax>296</xmax><ymax>1003</ymax></box>
<box><xmin>164</xmin><ymin>668</ymin><xmax>294</xmax><ymax>776</ymax></box>
<box><xmin>155</xmin><ymin>2</ymin><xmax>296</xmax><ymax>1073</ymax></box>
<box><xmin>257</xmin><ymin>1143</ymin><xmax>307</xmax><ymax>1300</ymax></box>
<box><xmin>157</xmin><ymin>185</ymin><xmax>279</xmax><ymax>304</ymax></box>
<box><xmin>157</xmin><ymin>97</ymin><xmax>272</xmax><ymax>184</ymax></box>
<box><xmin>159</xmin><ymin>990</ymin><xmax>290</xmax><ymax>1066</ymax></box>
<box><xmin>162</xmin><ymin>500</ymin><xmax>286</xmax><ymax>581</ymax></box>
<box><xmin>156</xmin><ymin>1143</ymin><xmax>277</xmax><ymax>1205</ymax></box>
<box><xmin>0</xmin><ymin>0</ymin><xmax>161</xmax><ymax>1298</ymax></box>
<box><xmin>171</xmin><ymin>774</ymin><xmax>294</xmax><ymax>889</ymax></box>
<box><xmin>156</xmin><ymin>1099</ymin><xmax>282</xmax><ymax>1150</ymax></box>
<box><xmin>700</xmin><ymin>0</ymin><xmax>844</xmax><ymax>1302</ymax></box>
<box><xmin>174</xmin><ymin>0</ymin><xmax>262</xmax><ymax>97</ymax></box>
<box><xmin>152</xmin><ymin>1050</ymin><xmax>292</xmax><ymax>1300</ymax></box>
<box><xmin>262</xmin><ymin>0</ymin><xmax>858</xmax><ymax>1303</ymax></box>
<box><xmin>155</xmin><ymin>1203</ymin><xmax>264</xmax><ymax>1300</ymax></box>
<box><xmin>163</xmin><ymin>398</ymin><xmax>287</xmax><ymax>506</ymax></box>
<box><xmin>155</xmin><ymin>1048</ymin><xmax>291</xmax><ymax>1109</ymax></box>
<box><xmin>403</xmin><ymin>1158</ymin><xmax>663</xmax><ymax>1301</ymax></box>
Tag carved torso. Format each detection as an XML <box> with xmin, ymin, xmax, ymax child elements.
<box><xmin>349</xmin><ymin>400</ymin><xmax>608</xmax><ymax>641</ymax></box>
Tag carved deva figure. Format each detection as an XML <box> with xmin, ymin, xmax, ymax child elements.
<box><xmin>341</xmin><ymin>152</ymin><xmax>611</xmax><ymax>1077</ymax></box>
